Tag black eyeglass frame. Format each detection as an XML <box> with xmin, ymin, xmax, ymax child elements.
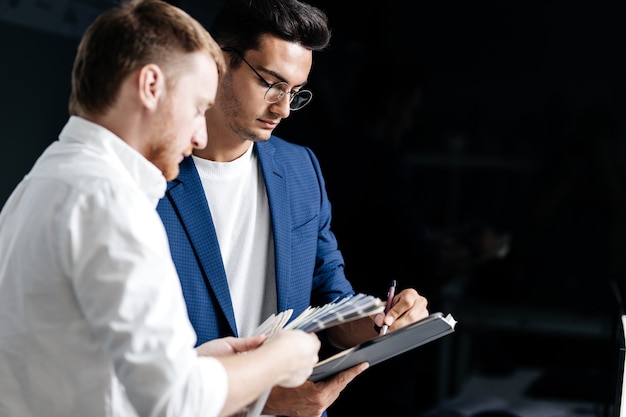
<box><xmin>221</xmin><ymin>47</ymin><xmax>312</xmax><ymax>111</ymax></box>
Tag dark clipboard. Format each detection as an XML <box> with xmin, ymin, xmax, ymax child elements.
<box><xmin>309</xmin><ymin>312</ymin><xmax>457</xmax><ymax>382</ymax></box>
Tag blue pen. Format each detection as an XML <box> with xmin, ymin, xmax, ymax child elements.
<box><xmin>380</xmin><ymin>279</ymin><xmax>397</xmax><ymax>335</ymax></box>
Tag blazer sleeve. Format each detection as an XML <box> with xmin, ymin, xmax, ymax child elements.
<box><xmin>303</xmin><ymin>146</ymin><xmax>355</xmax><ymax>306</ymax></box>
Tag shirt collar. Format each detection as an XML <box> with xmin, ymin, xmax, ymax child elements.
<box><xmin>59</xmin><ymin>116</ymin><xmax>166</xmax><ymax>207</ymax></box>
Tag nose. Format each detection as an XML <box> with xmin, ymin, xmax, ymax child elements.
<box><xmin>192</xmin><ymin>121</ymin><xmax>208</xmax><ymax>149</ymax></box>
<box><xmin>270</xmin><ymin>95</ymin><xmax>291</xmax><ymax>119</ymax></box>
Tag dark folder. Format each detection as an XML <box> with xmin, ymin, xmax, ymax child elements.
<box><xmin>309</xmin><ymin>312</ymin><xmax>456</xmax><ymax>382</ymax></box>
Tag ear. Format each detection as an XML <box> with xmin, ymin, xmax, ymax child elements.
<box><xmin>137</xmin><ymin>63</ymin><xmax>164</xmax><ymax>111</ymax></box>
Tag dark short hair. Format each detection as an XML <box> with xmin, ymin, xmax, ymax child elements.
<box><xmin>69</xmin><ymin>0</ymin><xmax>224</xmax><ymax>116</ymax></box>
<box><xmin>210</xmin><ymin>0</ymin><xmax>331</xmax><ymax>55</ymax></box>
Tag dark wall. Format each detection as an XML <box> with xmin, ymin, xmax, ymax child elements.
<box><xmin>0</xmin><ymin>23</ymin><xmax>78</xmax><ymax>205</ymax></box>
<box><xmin>275</xmin><ymin>0</ymin><xmax>626</xmax><ymax>299</ymax></box>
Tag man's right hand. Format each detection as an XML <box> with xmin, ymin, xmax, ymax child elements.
<box><xmin>265</xmin><ymin>330</ymin><xmax>321</xmax><ymax>388</ymax></box>
<box><xmin>262</xmin><ymin>362</ymin><xmax>369</xmax><ymax>417</ymax></box>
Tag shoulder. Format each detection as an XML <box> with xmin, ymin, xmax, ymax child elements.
<box><xmin>262</xmin><ymin>134</ymin><xmax>309</xmax><ymax>151</ymax></box>
<box><xmin>257</xmin><ymin>135</ymin><xmax>320</xmax><ymax>165</ymax></box>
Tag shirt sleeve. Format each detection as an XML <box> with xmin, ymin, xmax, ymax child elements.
<box><xmin>64</xmin><ymin>181</ymin><xmax>227</xmax><ymax>417</ymax></box>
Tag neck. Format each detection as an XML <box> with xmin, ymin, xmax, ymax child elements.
<box><xmin>194</xmin><ymin>139</ymin><xmax>253</xmax><ymax>162</ymax></box>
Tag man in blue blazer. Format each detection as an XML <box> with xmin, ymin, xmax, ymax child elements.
<box><xmin>159</xmin><ymin>138</ymin><xmax>356</xmax><ymax>343</ymax></box>
<box><xmin>157</xmin><ymin>0</ymin><xmax>429</xmax><ymax>416</ymax></box>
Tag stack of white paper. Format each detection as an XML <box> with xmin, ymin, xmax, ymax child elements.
<box><xmin>285</xmin><ymin>293</ymin><xmax>385</xmax><ymax>333</ymax></box>
<box><xmin>243</xmin><ymin>293</ymin><xmax>385</xmax><ymax>417</ymax></box>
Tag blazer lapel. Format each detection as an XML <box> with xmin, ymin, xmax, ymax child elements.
<box><xmin>167</xmin><ymin>157</ymin><xmax>238</xmax><ymax>335</ymax></box>
<box><xmin>256</xmin><ymin>142</ymin><xmax>292</xmax><ymax>313</ymax></box>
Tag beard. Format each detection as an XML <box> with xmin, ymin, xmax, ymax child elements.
<box><xmin>146</xmin><ymin>115</ymin><xmax>180</xmax><ymax>181</ymax></box>
<box><xmin>147</xmin><ymin>137</ymin><xmax>179</xmax><ymax>181</ymax></box>
<box><xmin>219</xmin><ymin>74</ymin><xmax>273</xmax><ymax>143</ymax></box>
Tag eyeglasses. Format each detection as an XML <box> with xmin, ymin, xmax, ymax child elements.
<box><xmin>222</xmin><ymin>47</ymin><xmax>312</xmax><ymax>111</ymax></box>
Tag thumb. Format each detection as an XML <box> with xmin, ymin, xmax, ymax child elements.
<box><xmin>232</xmin><ymin>334</ymin><xmax>267</xmax><ymax>353</ymax></box>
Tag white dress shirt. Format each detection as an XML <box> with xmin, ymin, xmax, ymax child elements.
<box><xmin>0</xmin><ymin>116</ymin><xmax>227</xmax><ymax>417</ymax></box>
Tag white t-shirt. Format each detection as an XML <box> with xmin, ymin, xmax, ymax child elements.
<box><xmin>193</xmin><ymin>145</ymin><xmax>277</xmax><ymax>338</ymax></box>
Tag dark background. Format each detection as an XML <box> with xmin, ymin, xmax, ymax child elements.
<box><xmin>2</xmin><ymin>1</ymin><xmax>626</xmax><ymax>416</ymax></box>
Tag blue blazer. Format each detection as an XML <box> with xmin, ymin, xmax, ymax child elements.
<box><xmin>157</xmin><ymin>136</ymin><xmax>354</xmax><ymax>345</ymax></box>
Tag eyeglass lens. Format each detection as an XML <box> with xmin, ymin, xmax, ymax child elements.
<box><xmin>266</xmin><ymin>84</ymin><xmax>312</xmax><ymax>110</ymax></box>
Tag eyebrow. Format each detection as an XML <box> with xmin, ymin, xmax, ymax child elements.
<box><xmin>254</xmin><ymin>63</ymin><xmax>308</xmax><ymax>89</ymax></box>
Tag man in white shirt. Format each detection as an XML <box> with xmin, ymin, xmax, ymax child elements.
<box><xmin>0</xmin><ymin>1</ymin><xmax>320</xmax><ymax>416</ymax></box>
